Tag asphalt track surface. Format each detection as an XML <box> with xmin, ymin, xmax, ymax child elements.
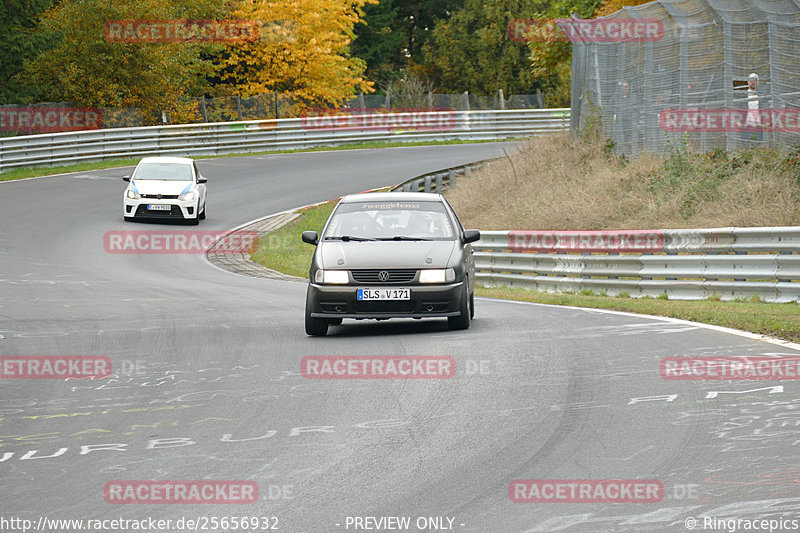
<box><xmin>1</xmin><ymin>143</ymin><xmax>800</xmax><ymax>533</ymax></box>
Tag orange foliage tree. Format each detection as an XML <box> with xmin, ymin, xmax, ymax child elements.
<box><xmin>216</xmin><ymin>0</ymin><xmax>377</xmax><ymax>108</ymax></box>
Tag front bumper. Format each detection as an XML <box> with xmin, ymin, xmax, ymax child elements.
<box><xmin>307</xmin><ymin>281</ymin><xmax>465</xmax><ymax>319</ymax></box>
<box><xmin>124</xmin><ymin>198</ymin><xmax>197</xmax><ymax>220</ymax></box>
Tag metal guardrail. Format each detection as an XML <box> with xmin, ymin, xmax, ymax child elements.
<box><xmin>0</xmin><ymin>109</ymin><xmax>570</xmax><ymax>173</ymax></box>
<box><xmin>391</xmin><ymin>159</ymin><xmax>501</xmax><ymax>193</ymax></box>
<box><xmin>474</xmin><ymin>228</ymin><xmax>800</xmax><ymax>302</ymax></box>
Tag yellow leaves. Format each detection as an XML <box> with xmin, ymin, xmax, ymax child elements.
<box><xmin>596</xmin><ymin>0</ymin><xmax>653</xmax><ymax>17</ymax></box>
<box><xmin>219</xmin><ymin>0</ymin><xmax>376</xmax><ymax>106</ymax></box>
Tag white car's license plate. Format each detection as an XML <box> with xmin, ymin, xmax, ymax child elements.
<box><xmin>147</xmin><ymin>204</ymin><xmax>172</xmax><ymax>211</ymax></box>
<box><xmin>357</xmin><ymin>288</ymin><xmax>410</xmax><ymax>300</ymax></box>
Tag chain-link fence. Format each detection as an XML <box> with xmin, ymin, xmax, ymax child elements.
<box><xmin>0</xmin><ymin>90</ymin><xmax>546</xmax><ymax>137</ymax></box>
<box><xmin>570</xmin><ymin>0</ymin><xmax>800</xmax><ymax>157</ymax></box>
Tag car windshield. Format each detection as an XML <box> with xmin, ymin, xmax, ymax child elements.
<box><xmin>324</xmin><ymin>200</ymin><xmax>457</xmax><ymax>241</ymax></box>
<box><xmin>133</xmin><ymin>162</ymin><xmax>193</xmax><ymax>181</ymax></box>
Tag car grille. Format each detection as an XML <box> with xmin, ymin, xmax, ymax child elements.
<box><xmin>141</xmin><ymin>194</ymin><xmax>180</xmax><ymax>199</ymax></box>
<box><xmin>134</xmin><ymin>205</ymin><xmax>183</xmax><ymax>217</ymax></box>
<box><xmin>353</xmin><ymin>301</ymin><xmax>416</xmax><ymax>313</ymax></box>
<box><xmin>351</xmin><ymin>269</ymin><xmax>417</xmax><ymax>283</ymax></box>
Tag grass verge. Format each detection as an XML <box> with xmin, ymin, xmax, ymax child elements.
<box><xmin>477</xmin><ymin>287</ymin><xmax>800</xmax><ymax>344</ymax></box>
<box><xmin>0</xmin><ymin>138</ymin><xmax>511</xmax><ymax>183</ymax></box>
<box><xmin>250</xmin><ymin>200</ymin><xmax>338</xmax><ymax>278</ymax></box>
<box><xmin>250</xmin><ymin>200</ymin><xmax>800</xmax><ymax>344</ymax></box>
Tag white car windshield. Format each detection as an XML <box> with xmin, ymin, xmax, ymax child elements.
<box><xmin>133</xmin><ymin>162</ymin><xmax>193</xmax><ymax>181</ymax></box>
<box><xmin>324</xmin><ymin>201</ymin><xmax>456</xmax><ymax>241</ymax></box>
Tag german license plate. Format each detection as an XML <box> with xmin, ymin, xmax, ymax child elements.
<box><xmin>147</xmin><ymin>204</ymin><xmax>171</xmax><ymax>211</ymax></box>
<box><xmin>357</xmin><ymin>288</ymin><xmax>410</xmax><ymax>300</ymax></box>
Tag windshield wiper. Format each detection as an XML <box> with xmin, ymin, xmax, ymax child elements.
<box><xmin>376</xmin><ymin>236</ymin><xmax>433</xmax><ymax>241</ymax></box>
<box><xmin>324</xmin><ymin>235</ymin><xmax>376</xmax><ymax>242</ymax></box>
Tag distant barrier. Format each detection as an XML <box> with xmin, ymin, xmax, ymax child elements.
<box><xmin>0</xmin><ymin>109</ymin><xmax>569</xmax><ymax>173</ymax></box>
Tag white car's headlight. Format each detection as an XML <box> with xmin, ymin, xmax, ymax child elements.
<box><xmin>314</xmin><ymin>270</ymin><xmax>349</xmax><ymax>284</ymax></box>
<box><xmin>178</xmin><ymin>190</ymin><xmax>195</xmax><ymax>201</ymax></box>
<box><xmin>419</xmin><ymin>268</ymin><xmax>456</xmax><ymax>283</ymax></box>
<box><xmin>126</xmin><ymin>189</ymin><xmax>140</xmax><ymax>199</ymax></box>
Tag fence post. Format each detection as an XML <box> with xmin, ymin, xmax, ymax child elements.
<box><xmin>236</xmin><ymin>95</ymin><xmax>243</xmax><ymax>121</ymax></box>
<box><xmin>274</xmin><ymin>92</ymin><xmax>279</xmax><ymax>119</ymax></box>
<box><xmin>462</xmin><ymin>91</ymin><xmax>470</xmax><ymax>111</ymax></box>
<box><xmin>200</xmin><ymin>97</ymin><xmax>208</xmax><ymax>123</ymax></box>
<box><xmin>498</xmin><ymin>89</ymin><xmax>505</xmax><ymax>110</ymax></box>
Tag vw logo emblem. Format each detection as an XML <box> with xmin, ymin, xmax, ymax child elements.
<box><xmin>157</xmin><ymin>194</ymin><xmax>162</xmax><ymax>199</ymax></box>
<box><xmin>378</xmin><ymin>271</ymin><xmax>390</xmax><ymax>282</ymax></box>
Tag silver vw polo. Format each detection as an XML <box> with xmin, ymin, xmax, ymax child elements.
<box><xmin>301</xmin><ymin>192</ymin><xmax>480</xmax><ymax>336</ymax></box>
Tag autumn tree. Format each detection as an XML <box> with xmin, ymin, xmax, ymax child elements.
<box><xmin>0</xmin><ymin>0</ymin><xmax>57</xmax><ymax>104</ymax></box>
<box><xmin>424</xmin><ymin>0</ymin><xmax>545</xmax><ymax>96</ymax></box>
<box><xmin>527</xmin><ymin>0</ymin><xmax>604</xmax><ymax>107</ymax></box>
<box><xmin>19</xmin><ymin>0</ymin><xmax>231</xmax><ymax>122</ymax></box>
<box><xmin>596</xmin><ymin>0</ymin><xmax>653</xmax><ymax>16</ymax></box>
<box><xmin>216</xmin><ymin>0</ymin><xmax>377</xmax><ymax>107</ymax></box>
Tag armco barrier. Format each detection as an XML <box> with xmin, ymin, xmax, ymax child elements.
<box><xmin>0</xmin><ymin>109</ymin><xmax>569</xmax><ymax>173</ymax></box>
<box><xmin>474</xmin><ymin>228</ymin><xmax>800</xmax><ymax>302</ymax></box>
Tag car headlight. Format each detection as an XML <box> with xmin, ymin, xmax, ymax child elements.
<box><xmin>419</xmin><ymin>268</ymin><xmax>456</xmax><ymax>283</ymax></box>
<box><xmin>178</xmin><ymin>190</ymin><xmax>195</xmax><ymax>201</ymax></box>
<box><xmin>314</xmin><ymin>270</ymin><xmax>349</xmax><ymax>284</ymax></box>
<box><xmin>126</xmin><ymin>189</ymin><xmax>140</xmax><ymax>199</ymax></box>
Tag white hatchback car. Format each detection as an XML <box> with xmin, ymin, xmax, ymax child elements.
<box><xmin>123</xmin><ymin>157</ymin><xmax>207</xmax><ymax>224</ymax></box>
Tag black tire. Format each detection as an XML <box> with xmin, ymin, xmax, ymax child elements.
<box><xmin>305</xmin><ymin>291</ymin><xmax>328</xmax><ymax>336</ymax></box>
<box><xmin>469</xmin><ymin>291</ymin><xmax>475</xmax><ymax>319</ymax></box>
<box><xmin>199</xmin><ymin>202</ymin><xmax>206</xmax><ymax>220</ymax></box>
<box><xmin>448</xmin><ymin>283</ymin><xmax>471</xmax><ymax>331</ymax></box>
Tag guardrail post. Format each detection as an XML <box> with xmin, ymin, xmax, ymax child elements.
<box><xmin>449</xmin><ymin>168</ymin><xmax>456</xmax><ymax>187</ymax></box>
<box><xmin>435</xmin><ymin>173</ymin><xmax>443</xmax><ymax>192</ymax></box>
<box><xmin>424</xmin><ymin>175</ymin><xmax>432</xmax><ymax>192</ymax></box>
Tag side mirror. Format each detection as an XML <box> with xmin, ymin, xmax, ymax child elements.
<box><xmin>302</xmin><ymin>231</ymin><xmax>319</xmax><ymax>245</ymax></box>
<box><xmin>122</xmin><ymin>175</ymin><xmax>131</xmax><ymax>182</ymax></box>
<box><xmin>197</xmin><ymin>176</ymin><xmax>207</xmax><ymax>184</ymax></box>
<box><xmin>463</xmin><ymin>229</ymin><xmax>480</xmax><ymax>244</ymax></box>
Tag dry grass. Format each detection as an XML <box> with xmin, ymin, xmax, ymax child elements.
<box><xmin>446</xmin><ymin>134</ymin><xmax>800</xmax><ymax>230</ymax></box>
